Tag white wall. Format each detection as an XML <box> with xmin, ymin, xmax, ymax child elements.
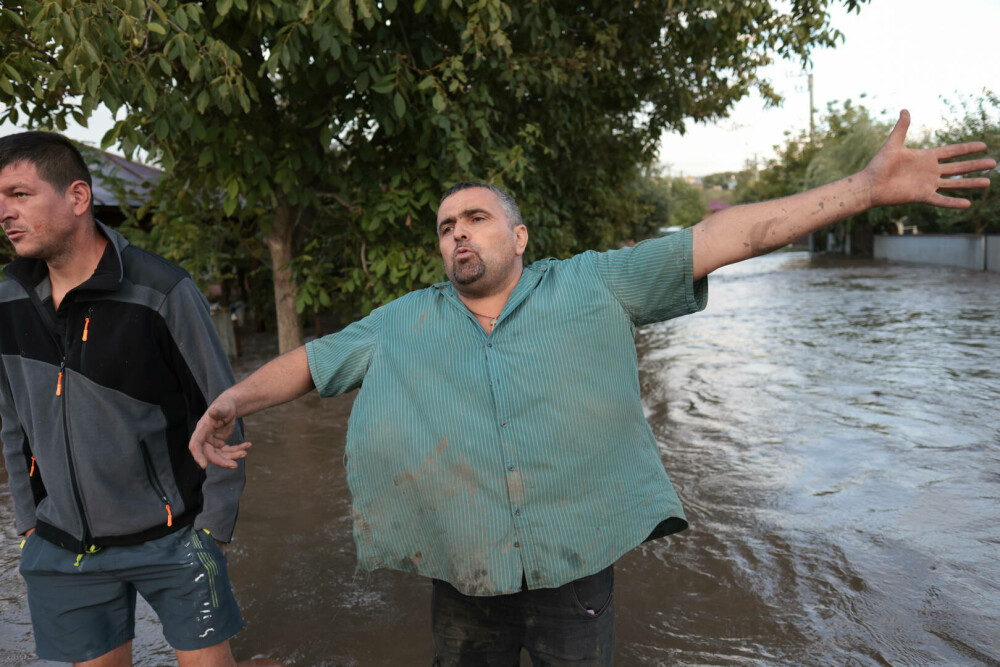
<box><xmin>986</xmin><ymin>236</ymin><xmax>1000</xmax><ymax>273</ymax></box>
<box><xmin>873</xmin><ymin>235</ymin><xmax>988</xmax><ymax>271</ymax></box>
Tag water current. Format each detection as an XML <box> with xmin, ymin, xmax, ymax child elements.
<box><xmin>2</xmin><ymin>251</ymin><xmax>998</xmax><ymax>665</ymax></box>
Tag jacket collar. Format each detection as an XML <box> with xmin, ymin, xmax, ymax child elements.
<box><xmin>3</xmin><ymin>220</ymin><xmax>128</xmax><ymax>293</ymax></box>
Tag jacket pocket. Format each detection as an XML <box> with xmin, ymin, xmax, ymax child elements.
<box><xmin>138</xmin><ymin>439</ymin><xmax>174</xmax><ymax>528</ymax></box>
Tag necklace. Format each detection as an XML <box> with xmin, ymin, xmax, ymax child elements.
<box><xmin>468</xmin><ymin>309</ymin><xmax>500</xmax><ymax>329</ymax></box>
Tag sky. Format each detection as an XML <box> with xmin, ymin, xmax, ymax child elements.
<box><xmin>658</xmin><ymin>0</ymin><xmax>1000</xmax><ymax>177</ymax></box>
<box><xmin>2</xmin><ymin>0</ymin><xmax>998</xmax><ymax>178</ymax></box>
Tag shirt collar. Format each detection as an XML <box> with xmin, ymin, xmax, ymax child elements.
<box><xmin>434</xmin><ymin>258</ymin><xmax>551</xmax><ymax>326</ymax></box>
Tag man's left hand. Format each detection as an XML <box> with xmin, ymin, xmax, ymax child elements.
<box><xmin>864</xmin><ymin>109</ymin><xmax>996</xmax><ymax>209</ymax></box>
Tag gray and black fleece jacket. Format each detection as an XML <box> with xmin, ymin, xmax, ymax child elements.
<box><xmin>0</xmin><ymin>222</ymin><xmax>245</xmax><ymax>553</ymax></box>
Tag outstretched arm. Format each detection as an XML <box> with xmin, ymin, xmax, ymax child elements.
<box><xmin>189</xmin><ymin>345</ymin><xmax>315</xmax><ymax>469</ymax></box>
<box><xmin>691</xmin><ymin>110</ymin><xmax>996</xmax><ymax>280</ymax></box>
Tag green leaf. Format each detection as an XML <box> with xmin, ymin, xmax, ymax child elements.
<box><xmin>148</xmin><ymin>1</ymin><xmax>169</xmax><ymax>25</ymax></box>
<box><xmin>393</xmin><ymin>92</ymin><xmax>405</xmax><ymax>118</ymax></box>
<box><xmin>148</xmin><ymin>22</ymin><xmax>167</xmax><ymax>35</ymax></box>
<box><xmin>4</xmin><ymin>64</ymin><xmax>23</xmax><ymax>85</ymax></box>
<box><xmin>414</xmin><ymin>0</ymin><xmax>427</xmax><ymax>13</ymax></box>
<box><xmin>3</xmin><ymin>8</ymin><xmax>25</xmax><ymax>28</ymax></box>
<box><xmin>217</xmin><ymin>0</ymin><xmax>234</xmax><ymax>17</ymax></box>
<box><xmin>86</xmin><ymin>69</ymin><xmax>101</xmax><ymax>96</ymax></box>
<box><xmin>60</xmin><ymin>13</ymin><xmax>76</xmax><ymax>41</ymax></box>
<box><xmin>334</xmin><ymin>0</ymin><xmax>352</xmax><ymax>31</ymax></box>
<box><xmin>417</xmin><ymin>75</ymin><xmax>435</xmax><ymax>90</ymax></box>
<box><xmin>372</xmin><ymin>77</ymin><xmax>396</xmax><ymax>94</ymax></box>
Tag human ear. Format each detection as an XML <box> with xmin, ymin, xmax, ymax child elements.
<box><xmin>67</xmin><ymin>180</ymin><xmax>92</xmax><ymax>216</ymax></box>
<box><xmin>514</xmin><ymin>225</ymin><xmax>528</xmax><ymax>256</ymax></box>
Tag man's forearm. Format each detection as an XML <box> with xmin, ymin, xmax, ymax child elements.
<box><xmin>691</xmin><ymin>171</ymin><xmax>871</xmax><ymax>280</ymax></box>
<box><xmin>225</xmin><ymin>345</ymin><xmax>315</xmax><ymax>418</ymax></box>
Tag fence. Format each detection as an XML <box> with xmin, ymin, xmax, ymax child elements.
<box><xmin>873</xmin><ymin>235</ymin><xmax>1000</xmax><ymax>272</ymax></box>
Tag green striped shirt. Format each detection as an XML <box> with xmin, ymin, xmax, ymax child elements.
<box><xmin>306</xmin><ymin>229</ymin><xmax>708</xmax><ymax>595</ymax></box>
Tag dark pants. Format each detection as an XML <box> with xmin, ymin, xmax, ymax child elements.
<box><xmin>431</xmin><ymin>565</ymin><xmax>615</xmax><ymax>666</ymax></box>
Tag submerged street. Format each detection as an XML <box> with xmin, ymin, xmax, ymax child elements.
<box><xmin>2</xmin><ymin>251</ymin><xmax>998</xmax><ymax>665</ymax></box>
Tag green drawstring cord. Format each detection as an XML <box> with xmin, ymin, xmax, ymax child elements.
<box><xmin>73</xmin><ymin>544</ymin><xmax>101</xmax><ymax>567</ymax></box>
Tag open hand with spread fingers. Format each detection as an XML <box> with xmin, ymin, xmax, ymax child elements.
<box><xmin>864</xmin><ymin>109</ymin><xmax>996</xmax><ymax>209</ymax></box>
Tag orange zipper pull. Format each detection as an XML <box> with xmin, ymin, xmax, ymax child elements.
<box><xmin>82</xmin><ymin>317</ymin><xmax>90</xmax><ymax>341</ymax></box>
<box><xmin>165</xmin><ymin>503</ymin><xmax>173</xmax><ymax>527</ymax></box>
<box><xmin>56</xmin><ymin>372</ymin><xmax>63</xmax><ymax>396</ymax></box>
<box><xmin>29</xmin><ymin>456</ymin><xmax>36</xmax><ymax>477</ymax></box>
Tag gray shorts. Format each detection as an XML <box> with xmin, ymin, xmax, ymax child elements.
<box><xmin>19</xmin><ymin>526</ymin><xmax>244</xmax><ymax>663</ymax></box>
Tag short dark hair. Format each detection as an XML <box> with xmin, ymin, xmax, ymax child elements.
<box><xmin>440</xmin><ymin>181</ymin><xmax>523</xmax><ymax>229</ymax></box>
<box><xmin>0</xmin><ymin>131</ymin><xmax>93</xmax><ymax>193</ymax></box>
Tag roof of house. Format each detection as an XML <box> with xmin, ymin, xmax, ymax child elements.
<box><xmin>80</xmin><ymin>147</ymin><xmax>161</xmax><ymax>208</ymax></box>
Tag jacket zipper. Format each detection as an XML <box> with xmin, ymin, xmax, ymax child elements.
<box><xmin>79</xmin><ymin>307</ymin><xmax>93</xmax><ymax>371</ymax></box>
<box><xmin>139</xmin><ymin>440</ymin><xmax>173</xmax><ymax>527</ymax></box>
<box><xmin>13</xmin><ymin>272</ymin><xmax>99</xmax><ymax>551</ymax></box>
<box><xmin>57</xmin><ymin>347</ymin><xmax>95</xmax><ymax>549</ymax></box>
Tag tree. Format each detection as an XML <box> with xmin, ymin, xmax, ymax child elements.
<box><xmin>734</xmin><ymin>129</ymin><xmax>821</xmax><ymax>205</ymax></box>
<box><xmin>702</xmin><ymin>171</ymin><xmax>738</xmax><ymax>190</ymax></box>
<box><xmin>1</xmin><ymin>0</ymin><xmax>868</xmax><ymax>352</ymax></box>
<box><xmin>668</xmin><ymin>178</ymin><xmax>708</xmax><ymax>228</ymax></box>
<box><xmin>934</xmin><ymin>90</ymin><xmax>999</xmax><ymax>234</ymax></box>
<box><xmin>734</xmin><ymin>100</ymin><xmax>912</xmax><ymax>251</ymax></box>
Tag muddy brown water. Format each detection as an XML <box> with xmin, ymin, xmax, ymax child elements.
<box><xmin>2</xmin><ymin>251</ymin><xmax>999</xmax><ymax>665</ymax></box>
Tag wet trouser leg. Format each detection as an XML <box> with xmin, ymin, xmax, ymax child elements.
<box><xmin>431</xmin><ymin>565</ymin><xmax>615</xmax><ymax>666</ymax></box>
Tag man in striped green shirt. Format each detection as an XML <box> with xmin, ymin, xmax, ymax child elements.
<box><xmin>189</xmin><ymin>111</ymin><xmax>994</xmax><ymax>664</ymax></box>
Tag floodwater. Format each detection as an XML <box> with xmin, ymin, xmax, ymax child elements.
<box><xmin>2</xmin><ymin>251</ymin><xmax>999</xmax><ymax>665</ymax></box>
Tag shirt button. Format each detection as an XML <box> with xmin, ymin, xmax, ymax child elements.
<box><xmin>507</xmin><ymin>464</ymin><xmax>515</xmax><ymax>472</ymax></box>
<box><xmin>501</xmin><ymin>421</ymin><xmax>507</xmax><ymax>428</ymax></box>
<box><xmin>514</xmin><ymin>541</ymin><xmax>520</xmax><ymax>548</ymax></box>
<box><xmin>515</xmin><ymin>509</ymin><xmax>521</xmax><ymax>516</ymax></box>
<box><xmin>487</xmin><ymin>342</ymin><xmax>492</xmax><ymax>348</ymax></box>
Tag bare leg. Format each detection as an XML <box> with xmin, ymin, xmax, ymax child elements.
<box><xmin>176</xmin><ymin>640</ymin><xmax>284</xmax><ymax>667</ymax></box>
<box><xmin>74</xmin><ymin>641</ymin><xmax>132</xmax><ymax>667</ymax></box>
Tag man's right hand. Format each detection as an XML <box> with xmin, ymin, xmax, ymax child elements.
<box><xmin>189</xmin><ymin>396</ymin><xmax>251</xmax><ymax>469</ymax></box>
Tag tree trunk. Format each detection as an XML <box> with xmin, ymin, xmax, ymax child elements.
<box><xmin>266</xmin><ymin>200</ymin><xmax>303</xmax><ymax>354</ymax></box>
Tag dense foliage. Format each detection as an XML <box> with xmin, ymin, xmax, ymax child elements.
<box><xmin>730</xmin><ymin>94</ymin><xmax>999</xmax><ymax>247</ymax></box>
<box><xmin>1</xmin><ymin>0</ymin><xmax>867</xmax><ymax>349</ymax></box>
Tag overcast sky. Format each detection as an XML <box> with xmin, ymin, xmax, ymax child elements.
<box><xmin>658</xmin><ymin>0</ymin><xmax>1000</xmax><ymax>177</ymax></box>
<box><xmin>3</xmin><ymin>0</ymin><xmax>997</xmax><ymax>179</ymax></box>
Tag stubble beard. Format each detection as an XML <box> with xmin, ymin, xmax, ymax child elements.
<box><xmin>450</xmin><ymin>253</ymin><xmax>486</xmax><ymax>285</ymax></box>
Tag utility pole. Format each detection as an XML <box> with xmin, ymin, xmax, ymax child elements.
<box><xmin>664</xmin><ymin>162</ymin><xmax>673</xmax><ymax>228</ymax></box>
<box><xmin>808</xmin><ymin>71</ymin><xmax>815</xmax><ymax>143</ymax></box>
<box><xmin>788</xmin><ymin>68</ymin><xmax>816</xmax><ymax>143</ymax></box>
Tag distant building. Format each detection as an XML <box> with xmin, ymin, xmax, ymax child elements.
<box><xmin>79</xmin><ymin>146</ymin><xmax>162</xmax><ymax>226</ymax></box>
